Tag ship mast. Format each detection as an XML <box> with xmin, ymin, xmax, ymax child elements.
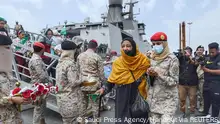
<box><xmin>125</xmin><ymin>0</ymin><xmax>139</xmax><ymax>20</ymax></box>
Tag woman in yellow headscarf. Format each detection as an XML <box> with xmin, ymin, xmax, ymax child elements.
<box><xmin>96</xmin><ymin>38</ymin><xmax>151</xmax><ymax>124</ymax></box>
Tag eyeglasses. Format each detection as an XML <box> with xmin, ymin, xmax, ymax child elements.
<box><xmin>152</xmin><ymin>42</ymin><xmax>162</xmax><ymax>46</ymax></box>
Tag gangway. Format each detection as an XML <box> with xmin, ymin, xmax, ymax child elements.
<box><xmin>10</xmin><ymin>29</ymin><xmax>114</xmax><ymax>115</ymax></box>
<box><xmin>11</xmin><ymin>36</ymin><xmax>60</xmax><ymax>113</ymax></box>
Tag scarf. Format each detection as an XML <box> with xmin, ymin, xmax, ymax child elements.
<box><xmin>108</xmin><ymin>46</ymin><xmax>150</xmax><ymax>99</ymax></box>
<box><xmin>151</xmin><ymin>42</ymin><xmax>170</xmax><ymax>61</ymax></box>
<box><xmin>59</xmin><ymin>50</ymin><xmax>75</xmax><ymax>62</ymax></box>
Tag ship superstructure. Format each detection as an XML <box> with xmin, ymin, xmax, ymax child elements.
<box><xmin>48</xmin><ymin>0</ymin><xmax>151</xmax><ymax>54</ymax></box>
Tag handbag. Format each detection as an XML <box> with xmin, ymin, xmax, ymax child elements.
<box><xmin>129</xmin><ymin>70</ymin><xmax>150</xmax><ymax>118</ymax></box>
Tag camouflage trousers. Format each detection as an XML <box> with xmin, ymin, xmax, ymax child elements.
<box><xmin>82</xmin><ymin>91</ymin><xmax>100</xmax><ymax>121</ymax></box>
<box><xmin>33</xmin><ymin>100</ymin><xmax>46</xmax><ymax>124</ymax></box>
<box><xmin>197</xmin><ymin>80</ymin><xmax>204</xmax><ymax>112</ymax></box>
<box><xmin>0</xmin><ymin>119</ymin><xmax>23</xmax><ymax>124</ymax></box>
<box><xmin>57</xmin><ymin>95</ymin><xmax>86</xmax><ymax>124</ymax></box>
<box><xmin>0</xmin><ymin>114</ymin><xmax>23</xmax><ymax>124</ymax></box>
<box><xmin>150</xmin><ymin>113</ymin><xmax>174</xmax><ymax>124</ymax></box>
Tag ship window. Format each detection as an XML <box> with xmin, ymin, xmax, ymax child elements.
<box><xmin>91</xmin><ymin>26</ymin><xmax>97</xmax><ymax>29</ymax></box>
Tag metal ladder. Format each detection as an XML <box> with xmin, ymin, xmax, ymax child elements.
<box><xmin>11</xmin><ymin>36</ymin><xmax>60</xmax><ymax>113</ymax></box>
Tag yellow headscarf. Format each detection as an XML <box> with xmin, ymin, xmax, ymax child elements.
<box><xmin>107</xmin><ymin>46</ymin><xmax>151</xmax><ymax>99</ymax></box>
<box><xmin>151</xmin><ymin>42</ymin><xmax>170</xmax><ymax>61</ymax></box>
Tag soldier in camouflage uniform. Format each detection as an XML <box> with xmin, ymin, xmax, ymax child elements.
<box><xmin>28</xmin><ymin>42</ymin><xmax>49</xmax><ymax>124</ymax></box>
<box><xmin>0</xmin><ymin>17</ymin><xmax>31</xmax><ymax>124</ymax></box>
<box><xmin>148</xmin><ymin>32</ymin><xmax>179</xmax><ymax>124</ymax></box>
<box><xmin>77</xmin><ymin>40</ymin><xmax>105</xmax><ymax>121</ymax></box>
<box><xmin>56</xmin><ymin>40</ymin><xmax>86</xmax><ymax>124</ymax></box>
<box><xmin>195</xmin><ymin>45</ymin><xmax>205</xmax><ymax>112</ymax></box>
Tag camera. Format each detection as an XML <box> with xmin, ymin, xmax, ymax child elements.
<box><xmin>195</xmin><ymin>55</ymin><xmax>206</xmax><ymax>66</ymax></box>
<box><xmin>195</xmin><ymin>51</ymin><xmax>209</xmax><ymax>66</ymax></box>
<box><xmin>173</xmin><ymin>49</ymin><xmax>184</xmax><ymax>59</ymax></box>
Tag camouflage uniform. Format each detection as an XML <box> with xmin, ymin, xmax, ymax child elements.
<box><xmin>111</xmin><ymin>56</ymin><xmax>118</xmax><ymax>62</ymax></box>
<box><xmin>0</xmin><ymin>72</ymin><xmax>22</xmax><ymax>124</ymax></box>
<box><xmin>28</xmin><ymin>53</ymin><xmax>49</xmax><ymax>124</ymax></box>
<box><xmin>196</xmin><ymin>65</ymin><xmax>204</xmax><ymax>112</ymax></box>
<box><xmin>148</xmin><ymin>54</ymin><xmax>179</xmax><ymax>124</ymax></box>
<box><xmin>56</xmin><ymin>58</ymin><xmax>86</xmax><ymax>124</ymax></box>
<box><xmin>77</xmin><ymin>49</ymin><xmax>105</xmax><ymax>120</ymax></box>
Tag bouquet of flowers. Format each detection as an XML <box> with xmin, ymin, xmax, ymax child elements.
<box><xmin>10</xmin><ymin>82</ymin><xmax>58</xmax><ymax>109</ymax></box>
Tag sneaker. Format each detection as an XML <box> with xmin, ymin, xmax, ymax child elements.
<box><xmin>205</xmin><ymin>114</ymin><xmax>211</xmax><ymax>118</ymax></box>
<box><xmin>103</xmin><ymin>105</ymin><xmax>111</xmax><ymax>111</ymax></box>
<box><xmin>195</xmin><ymin>112</ymin><xmax>209</xmax><ymax>117</ymax></box>
<box><xmin>198</xmin><ymin>107</ymin><xmax>204</xmax><ymax>113</ymax></box>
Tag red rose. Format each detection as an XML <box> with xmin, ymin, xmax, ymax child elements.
<box><xmin>22</xmin><ymin>90</ymin><xmax>33</xmax><ymax>99</ymax></box>
<box><xmin>43</xmin><ymin>88</ymin><xmax>49</xmax><ymax>95</ymax></box>
<box><xmin>36</xmin><ymin>91</ymin><xmax>41</xmax><ymax>96</ymax></box>
<box><xmin>56</xmin><ymin>86</ymin><xmax>58</xmax><ymax>92</ymax></box>
<box><xmin>38</xmin><ymin>84</ymin><xmax>45</xmax><ymax>93</ymax></box>
<box><xmin>31</xmin><ymin>93</ymin><xmax>36</xmax><ymax>100</ymax></box>
<box><xmin>12</xmin><ymin>88</ymin><xmax>21</xmax><ymax>95</ymax></box>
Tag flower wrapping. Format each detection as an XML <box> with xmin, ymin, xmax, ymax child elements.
<box><xmin>10</xmin><ymin>82</ymin><xmax>59</xmax><ymax>103</ymax></box>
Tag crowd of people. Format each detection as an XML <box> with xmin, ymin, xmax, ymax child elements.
<box><xmin>1</xmin><ymin>16</ymin><xmax>220</xmax><ymax>124</ymax></box>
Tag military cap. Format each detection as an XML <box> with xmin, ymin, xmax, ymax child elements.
<box><xmin>33</xmin><ymin>42</ymin><xmax>45</xmax><ymax>49</ymax></box>
<box><xmin>61</xmin><ymin>40</ymin><xmax>77</xmax><ymax>50</ymax></box>
<box><xmin>90</xmin><ymin>39</ymin><xmax>98</xmax><ymax>45</ymax></box>
<box><xmin>150</xmin><ymin>32</ymin><xmax>167</xmax><ymax>41</ymax></box>
<box><xmin>0</xmin><ymin>17</ymin><xmax>6</xmax><ymax>22</ymax></box>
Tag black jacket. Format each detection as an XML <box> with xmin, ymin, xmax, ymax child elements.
<box><xmin>178</xmin><ymin>56</ymin><xmax>199</xmax><ymax>86</ymax></box>
<box><xmin>204</xmin><ymin>54</ymin><xmax>220</xmax><ymax>81</ymax></box>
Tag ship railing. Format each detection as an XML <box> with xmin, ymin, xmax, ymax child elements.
<box><xmin>12</xmin><ymin>41</ymin><xmax>60</xmax><ymax>113</ymax></box>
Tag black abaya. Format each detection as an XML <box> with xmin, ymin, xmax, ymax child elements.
<box><xmin>103</xmin><ymin>81</ymin><xmax>149</xmax><ymax>124</ymax></box>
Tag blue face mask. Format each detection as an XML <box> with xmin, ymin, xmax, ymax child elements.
<box><xmin>153</xmin><ymin>44</ymin><xmax>164</xmax><ymax>54</ymax></box>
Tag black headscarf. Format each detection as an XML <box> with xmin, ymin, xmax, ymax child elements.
<box><xmin>45</xmin><ymin>28</ymin><xmax>53</xmax><ymax>36</ymax></box>
<box><xmin>0</xmin><ymin>28</ymin><xmax>12</xmax><ymax>45</ymax></box>
<box><xmin>121</xmin><ymin>38</ymin><xmax>136</xmax><ymax>56</ymax></box>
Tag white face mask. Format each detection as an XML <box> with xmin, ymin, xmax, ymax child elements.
<box><xmin>0</xmin><ymin>45</ymin><xmax>13</xmax><ymax>73</ymax></box>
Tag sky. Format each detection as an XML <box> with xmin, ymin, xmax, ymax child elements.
<box><xmin>0</xmin><ymin>0</ymin><xmax>220</xmax><ymax>52</ymax></box>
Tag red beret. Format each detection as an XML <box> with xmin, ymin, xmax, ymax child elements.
<box><xmin>89</xmin><ymin>39</ymin><xmax>98</xmax><ymax>47</ymax></box>
<box><xmin>90</xmin><ymin>39</ymin><xmax>97</xmax><ymax>44</ymax></box>
<box><xmin>150</xmin><ymin>32</ymin><xmax>167</xmax><ymax>41</ymax></box>
<box><xmin>33</xmin><ymin>42</ymin><xmax>45</xmax><ymax>49</ymax></box>
<box><xmin>111</xmin><ymin>50</ymin><xmax>117</xmax><ymax>55</ymax></box>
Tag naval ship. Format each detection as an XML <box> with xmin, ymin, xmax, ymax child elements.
<box><xmin>11</xmin><ymin>0</ymin><xmax>216</xmax><ymax>123</ymax></box>
<box><xmin>10</xmin><ymin>0</ymin><xmax>152</xmax><ymax>123</ymax></box>
<box><xmin>46</xmin><ymin>0</ymin><xmax>152</xmax><ymax>54</ymax></box>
